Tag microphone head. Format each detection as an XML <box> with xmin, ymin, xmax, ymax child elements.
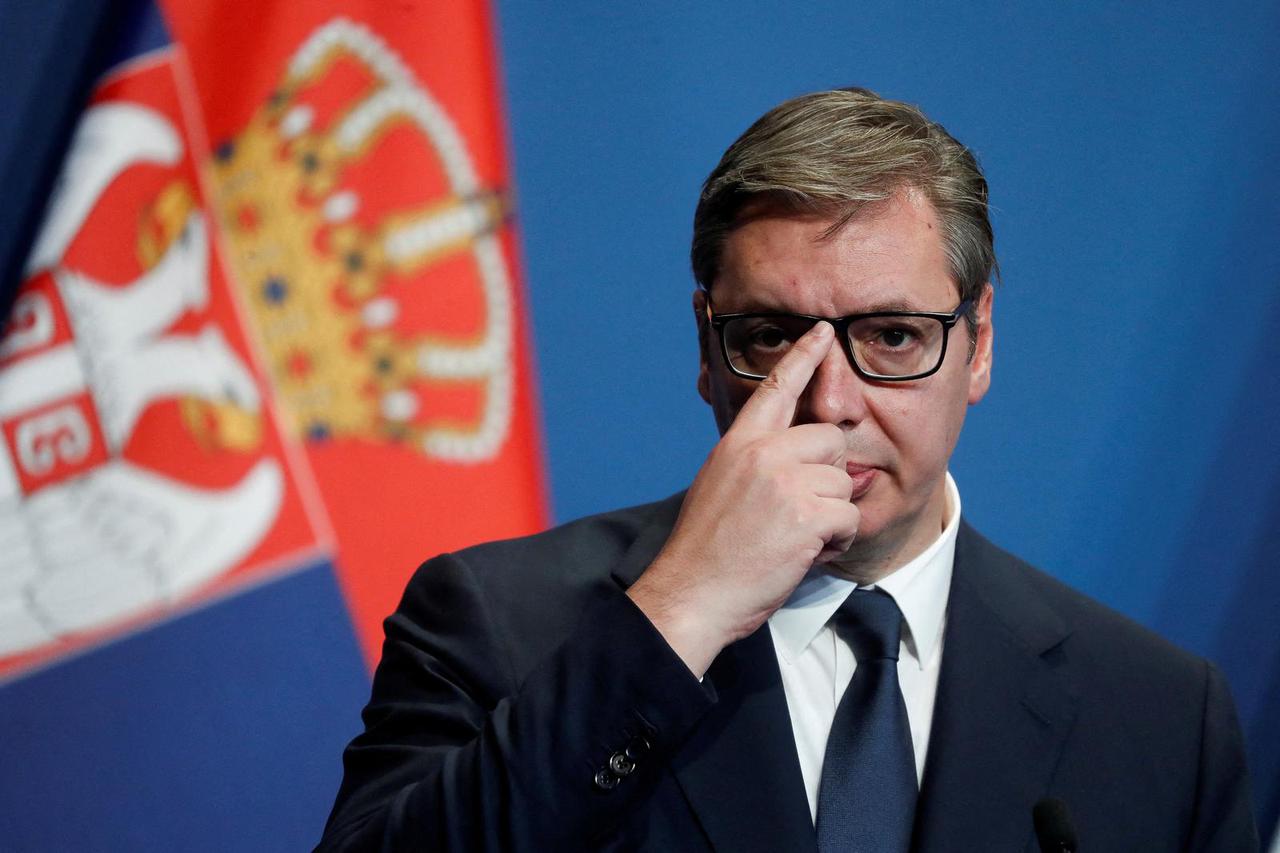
<box><xmin>1032</xmin><ymin>797</ymin><xmax>1078</xmax><ymax>853</ymax></box>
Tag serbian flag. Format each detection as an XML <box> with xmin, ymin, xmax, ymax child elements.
<box><xmin>0</xmin><ymin>0</ymin><xmax>547</xmax><ymax>677</ymax></box>
<box><xmin>164</xmin><ymin>0</ymin><xmax>551</xmax><ymax>665</ymax></box>
<box><xmin>0</xmin><ymin>0</ymin><xmax>547</xmax><ymax>845</ymax></box>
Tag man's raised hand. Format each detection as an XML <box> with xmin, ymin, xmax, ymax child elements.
<box><xmin>627</xmin><ymin>322</ymin><xmax>860</xmax><ymax>678</ymax></box>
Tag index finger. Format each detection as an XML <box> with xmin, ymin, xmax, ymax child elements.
<box><xmin>731</xmin><ymin>321</ymin><xmax>834</xmax><ymax>433</ymax></box>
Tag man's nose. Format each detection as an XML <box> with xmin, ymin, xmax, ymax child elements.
<box><xmin>794</xmin><ymin>338</ymin><xmax>869</xmax><ymax>427</ymax></box>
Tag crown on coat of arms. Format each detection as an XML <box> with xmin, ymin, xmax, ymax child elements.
<box><xmin>207</xmin><ymin>18</ymin><xmax>515</xmax><ymax>462</ymax></box>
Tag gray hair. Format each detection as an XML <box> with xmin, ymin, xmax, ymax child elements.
<box><xmin>691</xmin><ymin>87</ymin><xmax>998</xmax><ymax>313</ymax></box>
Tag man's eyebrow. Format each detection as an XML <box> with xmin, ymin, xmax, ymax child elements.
<box><xmin>850</xmin><ymin>300</ymin><xmax>918</xmax><ymax>314</ymax></box>
<box><xmin>728</xmin><ymin>298</ymin><xmax>930</xmax><ymax>315</ymax></box>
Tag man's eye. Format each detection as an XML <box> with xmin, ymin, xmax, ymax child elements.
<box><xmin>878</xmin><ymin>327</ymin><xmax>917</xmax><ymax>349</ymax></box>
<box><xmin>749</xmin><ymin>326</ymin><xmax>789</xmax><ymax>349</ymax></box>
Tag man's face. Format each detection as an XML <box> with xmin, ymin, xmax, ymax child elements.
<box><xmin>695</xmin><ymin>189</ymin><xmax>993</xmax><ymax>570</ymax></box>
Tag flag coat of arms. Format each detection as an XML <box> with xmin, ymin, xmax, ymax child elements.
<box><xmin>0</xmin><ymin>2</ymin><xmax>547</xmax><ymax>844</ymax></box>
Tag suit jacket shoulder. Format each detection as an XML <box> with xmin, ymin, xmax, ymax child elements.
<box><xmin>319</xmin><ymin>492</ymin><xmax>711</xmax><ymax>852</ymax></box>
<box><xmin>913</xmin><ymin>521</ymin><xmax>1259</xmax><ymax>851</ymax></box>
<box><xmin>404</xmin><ymin>492</ymin><xmax>685</xmax><ymax>677</ymax></box>
<box><xmin>955</xmin><ymin>520</ymin><xmax>1203</xmax><ymax>677</ymax></box>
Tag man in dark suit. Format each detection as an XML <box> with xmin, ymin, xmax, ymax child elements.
<box><xmin>318</xmin><ymin>88</ymin><xmax>1258</xmax><ymax>851</ymax></box>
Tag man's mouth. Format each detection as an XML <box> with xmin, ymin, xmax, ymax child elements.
<box><xmin>845</xmin><ymin>463</ymin><xmax>879</xmax><ymax>499</ymax></box>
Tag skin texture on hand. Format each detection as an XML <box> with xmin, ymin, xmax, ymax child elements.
<box><xmin>626</xmin><ymin>322</ymin><xmax>859</xmax><ymax>678</ymax></box>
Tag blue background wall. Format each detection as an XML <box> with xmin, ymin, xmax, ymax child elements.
<box><xmin>0</xmin><ymin>1</ymin><xmax>1276</xmax><ymax>849</ymax></box>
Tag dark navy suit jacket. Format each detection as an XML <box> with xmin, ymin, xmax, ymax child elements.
<box><xmin>318</xmin><ymin>493</ymin><xmax>1258</xmax><ymax>851</ymax></box>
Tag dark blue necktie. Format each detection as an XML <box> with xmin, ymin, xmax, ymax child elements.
<box><xmin>815</xmin><ymin>588</ymin><xmax>917</xmax><ymax>853</ymax></box>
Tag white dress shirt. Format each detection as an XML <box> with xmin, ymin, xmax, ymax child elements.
<box><xmin>767</xmin><ymin>473</ymin><xmax>960</xmax><ymax>822</ymax></box>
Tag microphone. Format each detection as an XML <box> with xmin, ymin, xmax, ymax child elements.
<box><xmin>1032</xmin><ymin>798</ymin><xmax>1078</xmax><ymax>853</ymax></box>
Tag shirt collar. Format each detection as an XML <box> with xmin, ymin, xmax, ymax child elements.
<box><xmin>768</xmin><ymin>472</ymin><xmax>960</xmax><ymax>670</ymax></box>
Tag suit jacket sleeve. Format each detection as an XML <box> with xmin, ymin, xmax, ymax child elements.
<box><xmin>1187</xmin><ymin>660</ymin><xmax>1260</xmax><ymax>851</ymax></box>
<box><xmin>316</xmin><ymin>551</ymin><xmax>716</xmax><ymax>852</ymax></box>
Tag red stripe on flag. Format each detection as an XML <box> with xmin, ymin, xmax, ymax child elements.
<box><xmin>159</xmin><ymin>1</ymin><xmax>551</xmax><ymax>666</ymax></box>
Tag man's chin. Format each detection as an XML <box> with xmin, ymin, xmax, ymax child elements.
<box><xmin>820</xmin><ymin>507</ymin><xmax>922</xmax><ymax>583</ymax></box>
<box><xmin>820</xmin><ymin>523</ymin><xmax>892</xmax><ymax>583</ymax></box>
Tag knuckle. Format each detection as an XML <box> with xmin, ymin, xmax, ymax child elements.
<box><xmin>819</xmin><ymin>423</ymin><xmax>845</xmax><ymax>450</ymax></box>
<box><xmin>758</xmin><ymin>372</ymin><xmax>787</xmax><ymax>395</ymax></box>
<box><xmin>790</xmin><ymin>505</ymin><xmax>813</xmax><ymax>531</ymax></box>
<box><xmin>743</xmin><ymin>438</ymin><xmax>776</xmax><ymax>468</ymax></box>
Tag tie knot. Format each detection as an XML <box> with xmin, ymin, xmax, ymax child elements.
<box><xmin>831</xmin><ymin>588</ymin><xmax>902</xmax><ymax>662</ymax></box>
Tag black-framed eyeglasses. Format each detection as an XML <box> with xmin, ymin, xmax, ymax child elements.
<box><xmin>708</xmin><ymin>299</ymin><xmax>972</xmax><ymax>382</ymax></box>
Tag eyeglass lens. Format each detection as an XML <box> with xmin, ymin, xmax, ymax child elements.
<box><xmin>722</xmin><ymin>314</ymin><xmax>948</xmax><ymax>378</ymax></box>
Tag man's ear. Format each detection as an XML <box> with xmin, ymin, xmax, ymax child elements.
<box><xmin>693</xmin><ymin>289</ymin><xmax>711</xmax><ymax>404</ymax></box>
<box><xmin>967</xmin><ymin>283</ymin><xmax>994</xmax><ymax>405</ymax></box>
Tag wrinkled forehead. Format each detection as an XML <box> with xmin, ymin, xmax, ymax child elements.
<box><xmin>709</xmin><ymin>190</ymin><xmax>957</xmax><ymax>314</ymax></box>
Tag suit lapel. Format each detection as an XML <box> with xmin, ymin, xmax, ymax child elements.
<box><xmin>670</xmin><ymin>625</ymin><xmax>818</xmax><ymax>853</ymax></box>
<box><xmin>609</xmin><ymin>493</ymin><xmax>816</xmax><ymax>853</ymax></box>
<box><xmin>912</xmin><ymin>523</ymin><xmax>1080</xmax><ymax>852</ymax></box>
